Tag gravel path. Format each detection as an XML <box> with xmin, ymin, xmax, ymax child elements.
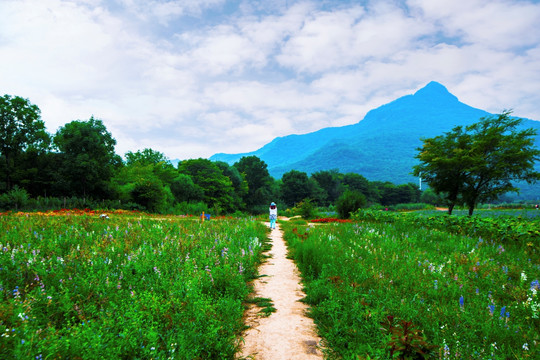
<box><xmin>237</xmin><ymin>222</ymin><xmax>324</xmax><ymax>360</ymax></box>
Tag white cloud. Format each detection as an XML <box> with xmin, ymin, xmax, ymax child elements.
<box><xmin>1</xmin><ymin>0</ymin><xmax>539</xmax><ymax>162</ymax></box>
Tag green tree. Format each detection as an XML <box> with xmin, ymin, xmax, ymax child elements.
<box><xmin>234</xmin><ymin>156</ymin><xmax>274</xmax><ymax>211</ymax></box>
<box><xmin>461</xmin><ymin>112</ymin><xmax>540</xmax><ymax>215</ymax></box>
<box><xmin>336</xmin><ymin>190</ymin><xmax>366</xmax><ymax>219</ymax></box>
<box><xmin>178</xmin><ymin>158</ymin><xmax>234</xmax><ymax>213</ymax></box>
<box><xmin>215</xmin><ymin>161</ymin><xmax>248</xmax><ymax>210</ymax></box>
<box><xmin>131</xmin><ymin>178</ymin><xmax>167</xmax><ymax>212</ymax></box>
<box><xmin>125</xmin><ymin>148</ymin><xmax>177</xmax><ymax>185</ymax></box>
<box><xmin>280</xmin><ymin>170</ymin><xmax>311</xmax><ymax>207</ymax></box>
<box><xmin>125</xmin><ymin>148</ymin><xmax>169</xmax><ymax>166</ymax></box>
<box><xmin>53</xmin><ymin>117</ymin><xmax>121</xmax><ymax>198</ymax></box>
<box><xmin>170</xmin><ymin>173</ymin><xmax>204</xmax><ymax>203</ymax></box>
<box><xmin>311</xmin><ymin>169</ymin><xmax>340</xmax><ymax>206</ymax></box>
<box><xmin>413</xmin><ymin>125</ymin><xmax>472</xmax><ymax>214</ymax></box>
<box><xmin>414</xmin><ymin>111</ymin><xmax>540</xmax><ymax>215</ymax></box>
<box><xmin>0</xmin><ymin>95</ymin><xmax>50</xmax><ymax>191</ymax></box>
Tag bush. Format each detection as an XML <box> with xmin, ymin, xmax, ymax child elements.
<box><xmin>336</xmin><ymin>190</ymin><xmax>366</xmax><ymax>219</ymax></box>
<box><xmin>130</xmin><ymin>179</ymin><xmax>166</xmax><ymax>212</ymax></box>
<box><xmin>0</xmin><ymin>186</ymin><xmax>30</xmax><ymax>211</ymax></box>
<box><xmin>297</xmin><ymin>198</ymin><xmax>318</xmax><ymax>220</ymax></box>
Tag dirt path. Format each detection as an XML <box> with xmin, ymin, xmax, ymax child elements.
<box><xmin>237</xmin><ymin>223</ymin><xmax>324</xmax><ymax>360</ymax></box>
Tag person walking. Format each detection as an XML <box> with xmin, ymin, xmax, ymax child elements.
<box><xmin>269</xmin><ymin>202</ymin><xmax>278</xmax><ymax>229</ymax></box>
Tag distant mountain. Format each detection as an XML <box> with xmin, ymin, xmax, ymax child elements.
<box><xmin>211</xmin><ymin>81</ymin><xmax>540</xmax><ymax>199</ymax></box>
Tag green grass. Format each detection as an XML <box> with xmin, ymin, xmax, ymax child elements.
<box><xmin>0</xmin><ymin>213</ymin><xmax>269</xmax><ymax>359</ymax></box>
<box><xmin>283</xmin><ymin>217</ymin><xmax>540</xmax><ymax>359</ymax></box>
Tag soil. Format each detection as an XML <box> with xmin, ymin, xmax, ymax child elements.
<box><xmin>237</xmin><ymin>222</ymin><xmax>324</xmax><ymax>360</ymax></box>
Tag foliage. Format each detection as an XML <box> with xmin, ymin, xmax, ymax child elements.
<box><xmin>282</xmin><ymin>216</ymin><xmax>540</xmax><ymax>359</ymax></box>
<box><xmin>125</xmin><ymin>148</ymin><xmax>170</xmax><ymax>166</ymax></box>
<box><xmin>178</xmin><ymin>158</ymin><xmax>235</xmax><ymax>213</ymax></box>
<box><xmin>280</xmin><ymin>170</ymin><xmax>312</xmax><ymax>207</ymax></box>
<box><xmin>380</xmin><ymin>315</ymin><xmax>438</xmax><ymax>359</ymax></box>
<box><xmin>0</xmin><ymin>212</ymin><xmax>269</xmax><ymax>358</ymax></box>
<box><xmin>130</xmin><ymin>178</ymin><xmax>167</xmax><ymax>213</ymax></box>
<box><xmin>233</xmin><ymin>156</ymin><xmax>274</xmax><ymax>211</ymax></box>
<box><xmin>352</xmin><ymin>209</ymin><xmax>540</xmax><ymax>247</ymax></box>
<box><xmin>0</xmin><ymin>95</ymin><xmax>50</xmax><ymax>191</ymax></box>
<box><xmin>414</xmin><ymin>111</ymin><xmax>540</xmax><ymax>215</ymax></box>
<box><xmin>0</xmin><ymin>186</ymin><xmax>30</xmax><ymax>211</ymax></box>
<box><xmin>336</xmin><ymin>190</ymin><xmax>366</xmax><ymax>219</ymax></box>
<box><xmin>53</xmin><ymin>117</ymin><xmax>120</xmax><ymax>198</ymax></box>
<box><xmin>296</xmin><ymin>198</ymin><xmax>318</xmax><ymax>220</ymax></box>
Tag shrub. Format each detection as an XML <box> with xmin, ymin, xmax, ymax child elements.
<box><xmin>297</xmin><ymin>198</ymin><xmax>318</xmax><ymax>220</ymax></box>
<box><xmin>336</xmin><ymin>190</ymin><xmax>366</xmax><ymax>219</ymax></box>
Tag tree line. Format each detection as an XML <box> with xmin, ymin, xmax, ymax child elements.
<box><xmin>3</xmin><ymin>95</ymin><xmax>537</xmax><ymax>216</ymax></box>
<box><xmin>1</xmin><ymin>94</ymin><xmax>431</xmax><ymax>214</ymax></box>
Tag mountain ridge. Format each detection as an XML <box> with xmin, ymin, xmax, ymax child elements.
<box><xmin>210</xmin><ymin>81</ymin><xmax>540</xmax><ymax>198</ymax></box>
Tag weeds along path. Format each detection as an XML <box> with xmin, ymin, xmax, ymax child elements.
<box><xmin>237</xmin><ymin>222</ymin><xmax>323</xmax><ymax>360</ymax></box>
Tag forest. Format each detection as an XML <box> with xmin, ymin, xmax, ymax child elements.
<box><xmin>1</xmin><ymin>95</ymin><xmax>429</xmax><ymax>215</ymax></box>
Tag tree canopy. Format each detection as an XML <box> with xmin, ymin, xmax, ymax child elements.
<box><xmin>0</xmin><ymin>95</ymin><xmax>50</xmax><ymax>190</ymax></box>
<box><xmin>53</xmin><ymin>117</ymin><xmax>120</xmax><ymax>198</ymax></box>
<box><xmin>413</xmin><ymin>111</ymin><xmax>540</xmax><ymax>215</ymax></box>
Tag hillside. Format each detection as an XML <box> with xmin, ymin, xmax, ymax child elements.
<box><xmin>211</xmin><ymin>81</ymin><xmax>540</xmax><ymax>199</ymax></box>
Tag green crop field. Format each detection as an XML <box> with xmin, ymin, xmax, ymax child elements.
<box><xmin>283</xmin><ymin>211</ymin><xmax>540</xmax><ymax>359</ymax></box>
<box><xmin>0</xmin><ymin>210</ymin><xmax>268</xmax><ymax>359</ymax></box>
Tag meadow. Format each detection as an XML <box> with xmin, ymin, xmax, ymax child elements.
<box><xmin>0</xmin><ymin>210</ymin><xmax>269</xmax><ymax>359</ymax></box>
<box><xmin>283</xmin><ymin>211</ymin><xmax>540</xmax><ymax>359</ymax></box>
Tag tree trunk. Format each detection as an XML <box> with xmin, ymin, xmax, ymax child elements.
<box><xmin>468</xmin><ymin>205</ymin><xmax>475</xmax><ymax>216</ymax></box>
<box><xmin>447</xmin><ymin>203</ymin><xmax>455</xmax><ymax>215</ymax></box>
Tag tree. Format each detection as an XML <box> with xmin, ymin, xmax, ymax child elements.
<box><xmin>178</xmin><ymin>158</ymin><xmax>234</xmax><ymax>213</ymax></box>
<box><xmin>125</xmin><ymin>148</ymin><xmax>170</xmax><ymax>166</ymax></box>
<box><xmin>53</xmin><ymin>117</ymin><xmax>121</xmax><ymax>198</ymax></box>
<box><xmin>461</xmin><ymin>112</ymin><xmax>540</xmax><ymax>215</ymax></box>
<box><xmin>234</xmin><ymin>156</ymin><xmax>274</xmax><ymax>211</ymax></box>
<box><xmin>215</xmin><ymin>161</ymin><xmax>248</xmax><ymax>210</ymax></box>
<box><xmin>280</xmin><ymin>170</ymin><xmax>311</xmax><ymax>207</ymax></box>
<box><xmin>413</xmin><ymin>125</ymin><xmax>472</xmax><ymax>214</ymax></box>
<box><xmin>131</xmin><ymin>178</ymin><xmax>167</xmax><ymax>212</ymax></box>
<box><xmin>336</xmin><ymin>190</ymin><xmax>366</xmax><ymax>219</ymax></box>
<box><xmin>414</xmin><ymin>111</ymin><xmax>540</xmax><ymax>215</ymax></box>
<box><xmin>311</xmin><ymin>169</ymin><xmax>341</xmax><ymax>206</ymax></box>
<box><xmin>0</xmin><ymin>95</ymin><xmax>50</xmax><ymax>191</ymax></box>
<box><xmin>124</xmin><ymin>148</ymin><xmax>177</xmax><ymax>185</ymax></box>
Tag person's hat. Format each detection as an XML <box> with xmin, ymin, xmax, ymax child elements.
<box><xmin>270</xmin><ymin>202</ymin><xmax>276</xmax><ymax>206</ymax></box>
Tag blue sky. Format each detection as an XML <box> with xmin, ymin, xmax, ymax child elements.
<box><xmin>1</xmin><ymin>0</ymin><xmax>540</xmax><ymax>160</ymax></box>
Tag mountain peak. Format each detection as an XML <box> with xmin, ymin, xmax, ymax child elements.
<box><xmin>413</xmin><ymin>81</ymin><xmax>458</xmax><ymax>102</ymax></box>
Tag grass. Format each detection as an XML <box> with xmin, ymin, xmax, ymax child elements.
<box><xmin>282</xmin><ymin>215</ymin><xmax>540</xmax><ymax>359</ymax></box>
<box><xmin>0</xmin><ymin>211</ymin><xmax>270</xmax><ymax>359</ymax></box>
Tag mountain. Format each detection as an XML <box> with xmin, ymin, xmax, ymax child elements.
<box><xmin>210</xmin><ymin>81</ymin><xmax>540</xmax><ymax>199</ymax></box>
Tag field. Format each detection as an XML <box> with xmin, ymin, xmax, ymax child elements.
<box><xmin>1</xmin><ymin>209</ymin><xmax>539</xmax><ymax>359</ymax></box>
<box><xmin>0</xmin><ymin>210</ymin><xmax>269</xmax><ymax>359</ymax></box>
<box><xmin>283</xmin><ymin>210</ymin><xmax>540</xmax><ymax>359</ymax></box>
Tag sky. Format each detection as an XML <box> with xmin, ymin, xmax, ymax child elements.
<box><xmin>2</xmin><ymin>0</ymin><xmax>540</xmax><ymax>161</ymax></box>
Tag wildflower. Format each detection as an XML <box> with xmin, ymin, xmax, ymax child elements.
<box><xmin>521</xmin><ymin>272</ymin><xmax>527</xmax><ymax>282</ymax></box>
<box><xmin>531</xmin><ymin>279</ymin><xmax>539</xmax><ymax>291</ymax></box>
<box><xmin>488</xmin><ymin>304</ymin><xmax>495</xmax><ymax>315</ymax></box>
<box><xmin>500</xmin><ymin>306</ymin><xmax>506</xmax><ymax>318</ymax></box>
<box><xmin>523</xmin><ymin>343</ymin><xmax>529</xmax><ymax>351</ymax></box>
<box><xmin>434</xmin><ymin>280</ymin><xmax>438</xmax><ymax>290</ymax></box>
<box><xmin>443</xmin><ymin>339</ymin><xmax>450</xmax><ymax>358</ymax></box>
<box><xmin>459</xmin><ymin>295</ymin><xmax>464</xmax><ymax>309</ymax></box>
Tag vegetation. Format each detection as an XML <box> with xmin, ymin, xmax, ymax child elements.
<box><xmin>282</xmin><ymin>213</ymin><xmax>540</xmax><ymax>359</ymax></box>
<box><xmin>413</xmin><ymin>111</ymin><xmax>540</xmax><ymax>215</ymax></box>
<box><xmin>0</xmin><ymin>211</ymin><xmax>269</xmax><ymax>358</ymax></box>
